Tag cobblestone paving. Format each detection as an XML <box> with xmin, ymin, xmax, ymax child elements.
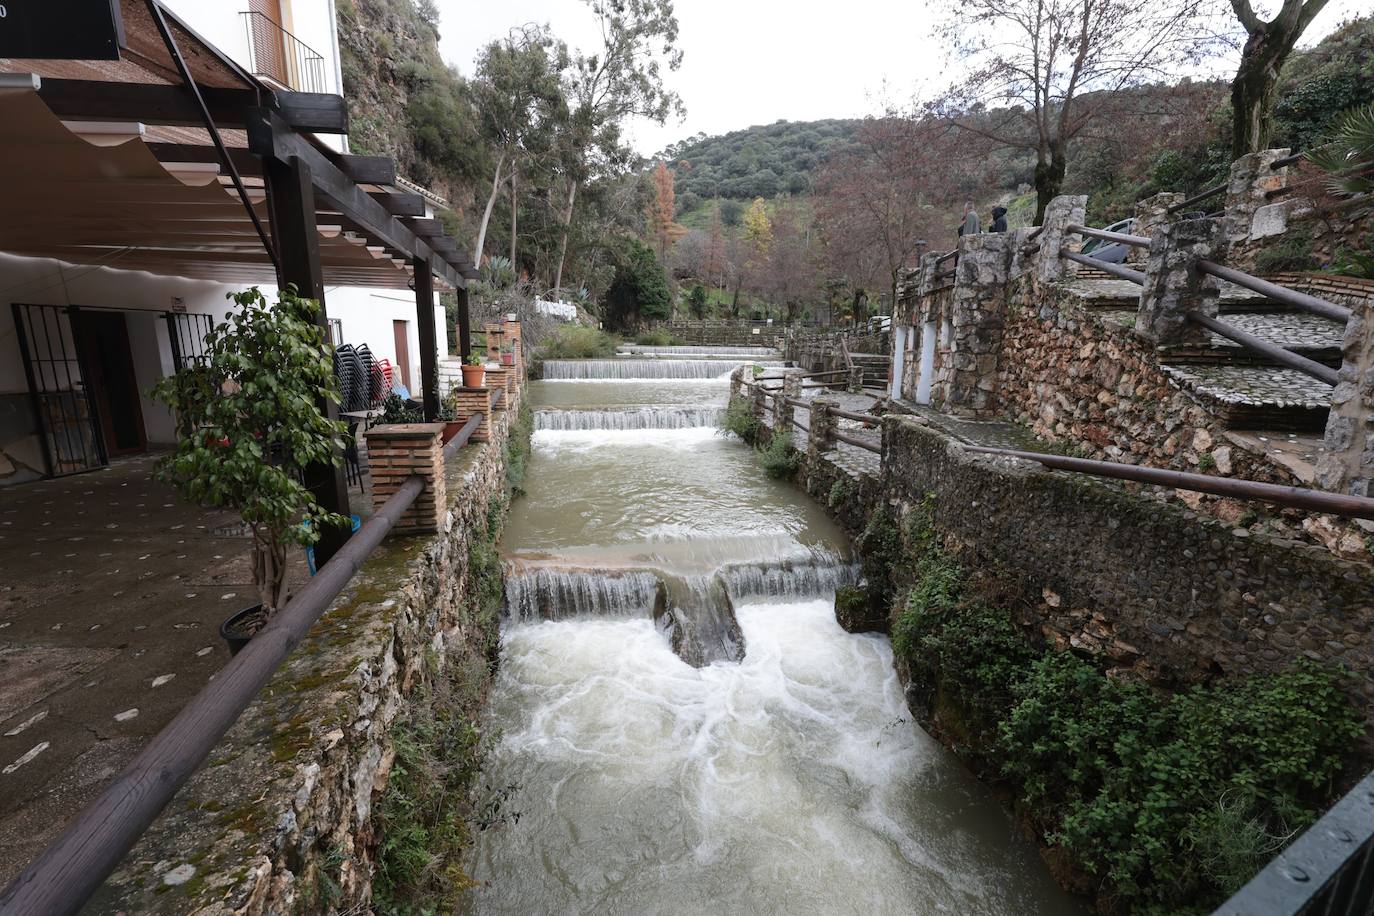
<box><xmin>1161</xmin><ymin>365</ymin><xmax>1333</xmax><ymax>408</ymax></box>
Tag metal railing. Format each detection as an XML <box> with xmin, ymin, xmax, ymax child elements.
<box><xmin>1064</xmin><ymin>250</ymin><xmax>1146</xmax><ymax>284</ymax></box>
<box><xmin>0</xmin><ymin>398</ymin><xmax>500</xmax><ymax>914</ymax></box>
<box><xmin>240</xmin><ymin>11</ymin><xmax>328</xmax><ymax>94</ymax></box>
<box><xmin>1212</xmin><ymin>769</ymin><xmax>1374</xmax><ymax>915</ymax></box>
<box><xmin>1185</xmin><ymin>311</ymin><xmax>1338</xmax><ymax>385</ymax></box>
<box><xmin>1197</xmin><ymin>260</ymin><xmax>1353</xmax><ymax>323</ymax></box>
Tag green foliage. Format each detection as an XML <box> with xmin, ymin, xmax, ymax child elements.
<box><xmin>827</xmin><ymin>478</ymin><xmax>854</xmax><ymax>509</ymax></box>
<box><xmin>1255</xmin><ymin>227</ymin><xmax>1320</xmax><ymax>273</ymax></box>
<box><xmin>603</xmin><ymin>238</ymin><xmax>672</xmax><ymax>329</ymax></box>
<box><xmin>538</xmin><ymin>325</ymin><xmax>619</xmax><ymax>359</ymax></box>
<box><xmin>380</xmin><ymin>393</ymin><xmax>424</xmax><ymax>424</ymax></box>
<box><xmin>151</xmin><ymin>287</ymin><xmax>346</xmax><ymax>614</ymax></box>
<box><xmin>663</xmin><ymin>119</ymin><xmax>859</xmax><ymax>202</ymax></box>
<box><xmin>687</xmin><ymin>283</ymin><xmax>709</xmax><ymax>319</ymax></box>
<box><xmin>758</xmin><ymin>430</ymin><xmax>801</xmax><ymax>479</ymax></box>
<box><xmin>634</xmin><ymin>328</ymin><xmax>683</xmax><ymax>346</ymax></box>
<box><xmin>1309</xmin><ymin>102</ymin><xmax>1374</xmax><ymax>199</ymax></box>
<box><xmin>1273</xmin><ymin>18</ymin><xmax>1374</xmax><ymax>154</ymax></box>
<box><xmin>505</xmin><ymin>403</ymin><xmax>534</xmax><ymax>497</ymax></box>
<box><xmin>721</xmin><ymin>396</ymin><xmax>760</xmax><ymax>442</ymax></box>
<box><xmin>855</xmin><ymin>504</ymin><xmax>902</xmax><ymax>611</ymax></box>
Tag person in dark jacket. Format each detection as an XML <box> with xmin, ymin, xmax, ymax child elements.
<box><xmin>990</xmin><ymin>206</ymin><xmax>1008</xmax><ymax>233</ymax></box>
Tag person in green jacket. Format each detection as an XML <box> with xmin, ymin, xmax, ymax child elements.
<box><xmin>958</xmin><ymin>201</ymin><xmax>980</xmax><ymax>237</ymax></box>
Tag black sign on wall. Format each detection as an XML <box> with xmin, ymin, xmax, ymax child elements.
<box><xmin>0</xmin><ymin>0</ymin><xmax>125</xmax><ymax>61</ymax></box>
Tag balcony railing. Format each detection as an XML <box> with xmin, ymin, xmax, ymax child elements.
<box><xmin>240</xmin><ymin>11</ymin><xmax>327</xmax><ymax>94</ymax></box>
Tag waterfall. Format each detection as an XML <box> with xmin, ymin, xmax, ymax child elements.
<box><xmin>534</xmin><ymin>407</ymin><xmax>724</xmax><ymax>431</ymax></box>
<box><xmin>503</xmin><ymin>568</ymin><xmax>662</xmax><ymax>621</ymax></box>
<box><xmin>719</xmin><ymin>556</ymin><xmax>861</xmax><ymax>603</ymax></box>
<box><xmin>540</xmin><ymin>359</ymin><xmax>772</xmax><ymax>380</ymax></box>
<box><xmin>617</xmin><ymin>345</ymin><xmax>781</xmax><ymax>356</ymax></box>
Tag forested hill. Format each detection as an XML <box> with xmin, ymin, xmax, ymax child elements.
<box><xmin>661</xmin><ymin>119</ymin><xmax>859</xmax><ymax>207</ymax></box>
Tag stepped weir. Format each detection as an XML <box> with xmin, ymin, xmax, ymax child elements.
<box><xmin>469</xmin><ymin>347</ymin><xmax>1080</xmax><ymax>914</ymax></box>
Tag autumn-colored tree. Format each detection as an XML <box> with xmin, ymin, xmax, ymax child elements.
<box><xmin>646</xmin><ymin>161</ymin><xmax>685</xmax><ymax>260</ymax></box>
<box><xmin>733</xmin><ymin>197</ymin><xmax>773</xmax><ymax>314</ymax></box>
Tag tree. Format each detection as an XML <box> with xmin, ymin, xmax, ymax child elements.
<box><xmin>934</xmin><ymin>0</ymin><xmax>1222</xmax><ymax>221</ymax></box>
<box><xmin>704</xmin><ymin>200</ymin><xmax>727</xmax><ymax>288</ymax></box>
<box><xmin>646</xmin><ymin>161</ymin><xmax>685</xmax><ymax>259</ymax></box>
<box><xmin>552</xmin><ymin>0</ymin><xmax>684</xmax><ymax>297</ymax></box>
<box><xmin>687</xmin><ymin>282</ymin><xmax>709</xmax><ymax>318</ymax></box>
<box><xmin>1228</xmin><ymin>0</ymin><xmax>1331</xmax><ymax>157</ymax></box>
<box><xmin>604</xmin><ymin>238</ymin><xmax>672</xmax><ymax>328</ymax></box>
<box><xmin>763</xmin><ymin>202</ymin><xmax>821</xmax><ymax>324</ymax></box>
<box><xmin>737</xmin><ymin>197</ymin><xmax>772</xmax><ymax>313</ymax></box>
<box><xmin>470</xmin><ymin>25</ymin><xmax>567</xmax><ymax>265</ymax></box>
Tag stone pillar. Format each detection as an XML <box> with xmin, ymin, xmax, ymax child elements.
<box><xmin>1223</xmin><ymin>149</ymin><xmax>1290</xmax><ymax>252</ymax></box>
<box><xmin>775</xmin><ymin>370</ymin><xmax>802</xmax><ymax>429</ymax></box>
<box><xmin>1130</xmin><ymin>192</ymin><xmax>1185</xmax><ymax>266</ymax></box>
<box><xmin>484</xmin><ymin>322</ymin><xmax>505</xmax><ymax>364</ymax></box>
<box><xmin>503</xmin><ymin>316</ymin><xmax>524</xmax><ymax>376</ymax></box>
<box><xmin>1316</xmin><ymin>304</ymin><xmax>1374</xmax><ymax>498</ymax></box>
<box><xmin>1136</xmin><ymin>217</ymin><xmax>1222</xmax><ymax>346</ymax></box>
<box><xmin>730</xmin><ymin>366</ymin><xmax>746</xmax><ymax>400</ymax></box>
<box><xmin>809</xmin><ymin>398</ymin><xmax>837</xmax><ymax>455</ymax></box>
<box><xmin>363</xmin><ymin>423</ymin><xmax>446</xmax><ymax>534</ymax></box>
<box><xmin>1035</xmin><ymin>194</ymin><xmax>1088</xmax><ymax>284</ymax></box>
<box><xmin>453</xmin><ymin>386</ymin><xmax>492</xmax><ymax>443</ymax></box>
<box><xmin>751</xmin><ymin>383</ymin><xmax>768</xmax><ymax>427</ymax></box>
<box><xmin>943</xmin><ymin>232</ymin><xmax>1013</xmax><ymax>418</ymax></box>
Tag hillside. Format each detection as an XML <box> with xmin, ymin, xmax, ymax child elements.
<box><xmin>660</xmin><ymin>119</ymin><xmax>859</xmax><ymax>211</ymax></box>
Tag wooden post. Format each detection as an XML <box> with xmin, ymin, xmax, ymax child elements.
<box><xmin>456</xmin><ymin>285</ymin><xmax>472</xmax><ymax>362</ymax></box>
<box><xmin>413</xmin><ymin>257</ymin><xmax>440</xmax><ymax>421</ymax></box>
<box><xmin>264</xmin><ymin>154</ymin><xmax>352</xmax><ymax>567</ymax></box>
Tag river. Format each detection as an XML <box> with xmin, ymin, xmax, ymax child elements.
<box><xmin>467</xmin><ymin>346</ymin><xmax>1079</xmax><ymax>914</ymax></box>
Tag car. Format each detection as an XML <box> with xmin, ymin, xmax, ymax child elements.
<box><xmin>1081</xmin><ymin>217</ymin><xmax>1135</xmax><ymax>264</ymax></box>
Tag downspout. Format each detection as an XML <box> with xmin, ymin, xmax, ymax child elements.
<box><xmin>325</xmin><ymin>0</ymin><xmax>348</xmax><ymax>154</ymax></box>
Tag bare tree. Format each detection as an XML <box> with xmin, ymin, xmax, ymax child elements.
<box><xmin>1228</xmin><ymin>0</ymin><xmax>1330</xmax><ymax>157</ymax></box>
<box><xmin>934</xmin><ymin>0</ymin><xmax>1224</xmax><ymax>222</ymax></box>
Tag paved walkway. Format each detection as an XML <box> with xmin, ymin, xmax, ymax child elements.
<box><xmin>0</xmin><ymin>452</ymin><xmax>369</xmax><ymax>886</ymax></box>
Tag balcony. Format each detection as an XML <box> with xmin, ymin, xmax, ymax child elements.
<box><xmin>240</xmin><ymin>10</ymin><xmax>327</xmax><ymax>94</ymax></box>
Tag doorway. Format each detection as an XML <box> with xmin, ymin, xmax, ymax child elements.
<box><xmin>916</xmin><ymin>320</ymin><xmax>936</xmax><ymax>405</ymax></box>
<box><xmin>393</xmin><ymin>320</ymin><xmax>412</xmax><ymax>390</ymax></box>
<box><xmin>75</xmin><ymin>311</ymin><xmax>147</xmax><ymax>457</ymax></box>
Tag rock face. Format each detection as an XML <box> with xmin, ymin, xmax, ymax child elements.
<box><xmin>101</xmin><ymin>396</ymin><xmax>526</xmax><ymax>914</ymax></box>
<box><xmin>1317</xmin><ymin>302</ymin><xmax>1374</xmax><ymax>498</ymax></box>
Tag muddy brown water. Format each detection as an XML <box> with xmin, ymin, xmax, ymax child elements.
<box><xmin>467</xmin><ymin>356</ymin><xmax>1081</xmax><ymax>914</ymax></box>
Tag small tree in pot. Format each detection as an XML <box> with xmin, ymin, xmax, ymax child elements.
<box><xmin>153</xmin><ymin>287</ymin><xmax>348</xmax><ymax>652</ymax></box>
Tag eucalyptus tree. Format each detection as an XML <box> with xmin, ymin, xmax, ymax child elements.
<box><xmin>934</xmin><ymin>0</ymin><xmax>1224</xmax><ymax>222</ymax></box>
<box><xmin>470</xmin><ymin>25</ymin><xmax>568</xmax><ymax>267</ymax></box>
<box><xmin>551</xmin><ymin>0</ymin><xmax>684</xmax><ymax>299</ymax></box>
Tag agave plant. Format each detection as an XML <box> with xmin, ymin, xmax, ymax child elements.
<box><xmin>482</xmin><ymin>255</ymin><xmax>518</xmax><ymax>289</ymax></box>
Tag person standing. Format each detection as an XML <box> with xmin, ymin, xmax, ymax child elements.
<box><xmin>958</xmin><ymin>201</ymin><xmax>980</xmax><ymax>237</ymax></box>
<box><xmin>990</xmin><ymin>206</ymin><xmax>1008</xmax><ymax>233</ymax></box>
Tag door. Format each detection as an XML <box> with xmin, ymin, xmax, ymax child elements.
<box><xmin>916</xmin><ymin>321</ymin><xmax>937</xmax><ymax>405</ymax></box>
<box><xmin>393</xmin><ymin>320</ymin><xmax>412</xmax><ymax>391</ymax></box>
<box><xmin>11</xmin><ymin>304</ymin><xmax>106</xmax><ymax>476</ymax></box>
<box><xmin>75</xmin><ymin>311</ymin><xmax>146</xmax><ymax>457</ymax></box>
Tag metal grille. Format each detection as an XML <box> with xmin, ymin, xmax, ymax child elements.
<box><xmin>164</xmin><ymin>312</ymin><xmax>215</xmax><ymax>371</ymax></box>
<box><xmin>10</xmin><ymin>304</ymin><xmax>105</xmax><ymax>477</ymax></box>
<box><xmin>240</xmin><ymin>11</ymin><xmax>328</xmax><ymax>94</ymax></box>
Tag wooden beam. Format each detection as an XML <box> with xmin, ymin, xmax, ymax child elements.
<box><xmin>368</xmin><ymin>192</ymin><xmax>425</xmax><ymax>217</ymax></box>
<box><xmin>337</xmin><ymin>155</ymin><xmax>396</xmax><ymax>185</ymax></box>
<box><xmin>37</xmin><ymin>79</ymin><xmax>348</xmax><ymax>133</ymax></box>
<box><xmin>407</xmin><ymin>217</ymin><xmax>445</xmax><ymax>237</ymax></box>
<box><xmin>247</xmin><ymin>107</ymin><xmax>462</xmax><ymax>289</ymax></box>
<box><xmin>414</xmin><ymin>256</ymin><xmax>441</xmax><ymax>420</ymax></box>
<box><xmin>145</xmin><ymin>143</ymin><xmax>397</xmax><ymax>186</ymax></box>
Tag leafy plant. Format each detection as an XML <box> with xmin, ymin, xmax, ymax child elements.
<box><xmin>758</xmin><ymin>430</ymin><xmax>801</xmax><ymax>479</ymax></box>
<box><xmin>152</xmin><ymin>287</ymin><xmax>346</xmax><ymax>618</ymax></box>
<box><xmin>380</xmin><ymin>394</ymin><xmax>424</xmax><ymax>425</ymax></box>
<box><xmin>634</xmin><ymin>327</ymin><xmax>682</xmax><ymax>346</ymax></box>
<box><xmin>538</xmin><ymin>325</ymin><xmax>619</xmax><ymax>359</ymax></box>
<box><xmin>720</xmin><ymin>396</ymin><xmax>760</xmax><ymax>442</ymax></box>
<box><xmin>1309</xmin><ymin>102</ymin><xmax>1374</xmax><ymax>200</ymax></box>
<box><xmin>1254</xmin><ymin>227</ymin><xmax>1319</xmax><ymax>274</ymax></box>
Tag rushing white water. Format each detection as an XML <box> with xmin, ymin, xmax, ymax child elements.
<box><xmin>534</xmin><ymin>406</ymin><xmax>725</xmax><ymax>431</ymax></box>
<box><xmin>541</xmin><ymin>358</ymin><xmax>771</xmax><ymax>380</ymax></box>
<box><xmin>471</xmin><ymin>359</ymin><xmax>1082</xmax><ymax>914</ymax></box>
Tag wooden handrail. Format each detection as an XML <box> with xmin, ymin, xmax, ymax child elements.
<box><xmin>1197</xmin><ymin>260</ymin><xmax>1351</xmax><ymax>323</ymax></box>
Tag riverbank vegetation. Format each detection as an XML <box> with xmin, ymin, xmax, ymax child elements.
<box><xmin>864</xmin><ymin>502</ymin><xmax>1366</xmax><ymax>913</ymax></box>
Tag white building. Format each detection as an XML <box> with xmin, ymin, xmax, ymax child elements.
<box><xmin>0</xmin><ymin>0</ymin><xmax>469</xmax><ymax>488</ymax></box>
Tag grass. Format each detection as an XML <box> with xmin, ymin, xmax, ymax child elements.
<box><xmin>538</xmin><ymin>325</ymin><xmax>619</xmax><ymax>359</ymax></box>
<box><xmin>634</xmin><ymin>328</ymin><xmax>683</xmax><ymax>346</ymax></box>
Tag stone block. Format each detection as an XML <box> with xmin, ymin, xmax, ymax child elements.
<box><xmin>453</xmin><ymin>386</ymin><xmax>492</xmax><ymax>442</ymax></box>
<box><xmin>363</xmin><ymin>422</ymin><xmax>446</xmax><ymax>533</ymax></box>
<box><xmin>1136</xmin><ymin>217</ymin><xmax>1222</xmax><ymax>345</ymax></box>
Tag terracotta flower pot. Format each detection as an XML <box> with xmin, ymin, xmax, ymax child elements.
<box><xmin>442</xmin><ymin>420</ymin><xmax>465</xmax><ymax>444</ymax></box>
<box><xmin>461</xmin><ymin>364</ymin><xmax>485</xmax><ymax>388</ymax></box>
<box><xmin>501</xmin><ymin>352</ymin><xmax>515</xmax><ymax>366</ymax></box>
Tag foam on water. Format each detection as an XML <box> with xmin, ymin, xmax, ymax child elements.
<box><xmin>470</xmin><ymin>600</ymin><xmax>1079</xmax><ymax>914</ymax></box>
<box><xmin>541</xmin><ymin>358</ymin><xmax>770</xmax><ymax>380</ymax></box>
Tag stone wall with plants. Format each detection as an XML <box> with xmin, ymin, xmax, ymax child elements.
<box><xmin>99</xmin><ymin>400</ymin><xmax>533</xmax><ymax>915</ymax></box>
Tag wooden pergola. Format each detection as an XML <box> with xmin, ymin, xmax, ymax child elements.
<box><xmin>0</xmin><ymin>0</ymin><xmax>480</xmax><ymax>564</ymax></box>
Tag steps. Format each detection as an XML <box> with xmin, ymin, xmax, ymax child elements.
<box><xmin>849</xmin><ymin>352</ymin><xmax>890</xmax><ymax>389</ymax></box>
<box><xmin>1068</xmin><ymin>276</ymin><xmax>1343</xmax><ymax>434</ymax></box>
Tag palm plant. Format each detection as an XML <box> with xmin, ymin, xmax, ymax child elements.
<box><xmin>1309</xmin><ymin>104</ymin><xmax>1374</xmax><ymax>279</ymax></box>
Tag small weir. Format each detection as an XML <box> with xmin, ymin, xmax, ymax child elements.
<box><xmin>540</xmin><ymin>358</ymin><xmax>774</xmax><ymax>380</ymax></box>
<box><xmin>616</xmin><ymin>344</ymin><xmax>781</xmax><ymax>356</ymax></box>
<box><xmin>472</xmin><ymin>351</ymin><xmax>1080</xmax><ymax>913</ymax></box>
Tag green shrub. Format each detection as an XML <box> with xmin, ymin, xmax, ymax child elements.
<box><xmin>634</xmin><ymin>328</ymin><xmax>683</xmax><ymax>346</ymax></box>
<box><xmin>538</xmin><ymin>325</ymin><xmax>619</xmax><ymax>359</ymax></box>
<box><xmin>855</xmin><ymin>504</ymin><xmax>902</xmax><ymax>611</ymax></box>
<box><xmin>1255</xmin><ymin>228</ymin><xmax>1320</xmax><ymax>274</ymax></box>
<box><xmin>504</xmin><ymin>403</ymin><xmax>533</xmax><ymax>497</ymax></box>
<box><xmin>758</xmin><ymin>430</ymin><xmax>800</xmax><ymax>479</ymax></box>
<box><xmin>721</xmin><ymin>397</ymin><xmax>760</xmax><ymax>442</ymax></box>
<box><xmin>827</xmin><ymin>478</ymin><xmax>854</xmax><ymax>508</ymax></box>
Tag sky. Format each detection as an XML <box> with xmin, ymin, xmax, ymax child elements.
<box><xmin>435</xmin><ymin>0</ymin><xmax>1369</xmax><ymax>157</ymax></box>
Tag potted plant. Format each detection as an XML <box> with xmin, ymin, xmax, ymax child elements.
<box><xmin>439</xmin><ymin>400</ymin><xmax>465</xmax><ymax>444</ymax></box>
<box><xmin>461</xmin><ymin>352</ymin><xmax>485</xmax><ymax>388</ymax></box>
<box><xmin>500</xmin><ymin>341</ymin><xmax>515</xmax><ymax>366</ymax></box>
<box><xmin>153</xmin><ymin>287</ymin><xmax>348</xmax><ymax>655</ymax></box>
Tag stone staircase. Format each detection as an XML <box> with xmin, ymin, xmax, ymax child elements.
<box><xmin>849</xmin><ymin>352</ymin><xmax>890</xmax><ymax>390</ymax></box>
<box><xmin>1068</xmin><ymin>276</ymin><xmax>1342</xmax><ymax>433</ymax></box>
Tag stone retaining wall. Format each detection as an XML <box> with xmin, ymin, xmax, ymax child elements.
<box><xmin>97</xmin><ymin>396</ymin><xmax>524</xmax><ymax>913</ymax></box>
<box><xmin>881</xmin><ymin>416</ymin><xmax>1374</xmax><ymax>713</ymax></box>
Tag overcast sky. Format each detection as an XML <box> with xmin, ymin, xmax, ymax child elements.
<box><xmin>434</xmin><ymin>0</ymin><xmax>1368</xmax><ymax>156</ymax></box>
